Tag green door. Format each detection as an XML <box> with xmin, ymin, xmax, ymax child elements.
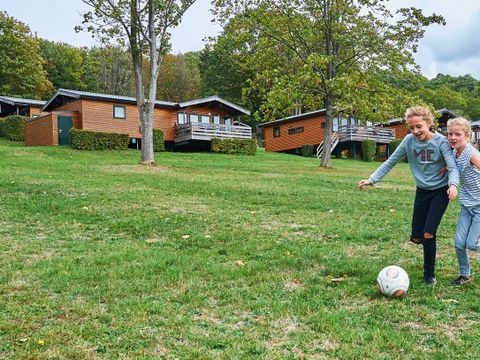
<box><xmin>57</xmin><ymin>116</ymin><xmax>73</xmax><ymax>146</ymax></box>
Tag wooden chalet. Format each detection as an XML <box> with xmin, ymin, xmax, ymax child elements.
<box><xmin>257</xmin><ymin>109</ymin><xmax>395</xmax><ymax>158</ymax></box>
<box><xmin>383</xmin><ymin>108</ymin><xmax>457</xmax><ymax>139</ymax></box>
<box><xmin>0</xmin><ymin>96</ymin><xmax>46</xmax><ymax>118</ymax></box>
<box><xmin>24</xmin><ymin>89</ymin><xmax>251</xmax><ymax>148</ymax></box>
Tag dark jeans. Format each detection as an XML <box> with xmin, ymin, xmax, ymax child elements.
<box><xmin>411</xmin><ymin>186</ymin><xmax>449</xmax><ymax>278</ymax></box>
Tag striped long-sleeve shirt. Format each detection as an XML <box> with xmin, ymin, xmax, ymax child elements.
<box><xmin>454</xmin><ymin>143</ymin><xmax>480</xmax><ymax>207</ymax></box>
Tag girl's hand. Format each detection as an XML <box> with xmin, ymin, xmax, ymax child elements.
<box><xmin>358</xmin><ymin>179</ymin><xmax>372</xmax><ymax>190</ymax></box>
<box><xmin>439</xmin><ymin>166</ymin><xmax>448</xmax><ymax>177</ymax></box>
<box><xmin>447</xmin><ymin>185</ymin><xmax>458</xmax><ymax>202</ymax></box>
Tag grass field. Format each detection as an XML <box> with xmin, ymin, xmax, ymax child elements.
<box><xmin>1</xmin><ymin>139</ymin><xmax>479</xmax><ymax>359</ymax></box>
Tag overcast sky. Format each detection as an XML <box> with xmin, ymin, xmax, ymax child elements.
<box><xmin>1</xmin><ymin>0</ymin><xmax>480</xmax><ymax>79</ymax></box>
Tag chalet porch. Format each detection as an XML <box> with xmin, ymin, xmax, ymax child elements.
<box><xmin>174</xmin><ymin>122</ymin><xmax>252</xmax><ymax>143</ymax></box>
<box><xmin>316</xmin><ymin>124</ymin><xmax>396</xmax><ymax>158</ymax></box>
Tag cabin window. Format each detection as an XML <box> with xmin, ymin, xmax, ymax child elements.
<box><xmin>213</xmin><ymin>115</ymin><xmax>220</xmax><ymax>124</ymax></box>
<box><xmin>273</xmin><ymin>126</ymin><xmax>280</xmax><ymax>137</ymax></box>
<box><xmin>190</xmin><ymin>114</ymin><xmax>199</xmax><ymax>123</ymax></box>
<box><xmin>332</xmin><ymin>117</ymin><xmax>339</xmax><ymax>132</ymax></box>
<box><xmin>341</xmin><ymin>116</ymin><xmax>348</xmax><ymax>127</ymax></box>
<box><xmin>288</xmin><ymin>126</ymin><xmax>304</xmax><ymax>135</ymax></box>
<box><xmin>177</xmin><ymin>112</ymin><xmax>187</xmax><ymax>125</ymax></box>
<box><xmin>201</xmin><ymin>115</ymin><xmax>210</xmax><ymax>124</ymax></box>
<box><xmin>113</xmin><ymin>105</ymin><xmax>126</xmax><ymax>119</ymax></box>
<box><xmin>223</xmin><ymin>117</ymin><xmax>231</xmax><ymax>126</ymax></box>
<box><xmin>321</xmin><ymin>122</ymin><xmax>325</xmax><ymax>129</ymax></box>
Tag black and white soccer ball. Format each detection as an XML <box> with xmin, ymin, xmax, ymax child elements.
<box><xmin>377</xmin><ymin>265</ymin><xmax>409</xmax><ymax>298</ymax></box>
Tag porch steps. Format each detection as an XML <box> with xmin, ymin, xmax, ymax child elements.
<box><xmin>316</xmin><ymin>133</ymin><xmax>339</xmax><ymax>159</ymax></box>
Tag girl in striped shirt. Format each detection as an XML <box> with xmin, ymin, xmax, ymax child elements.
<box><xmin>447</xmin><ymin>117</ymin><xmax>480</xmax><ymax>286</ymax></box>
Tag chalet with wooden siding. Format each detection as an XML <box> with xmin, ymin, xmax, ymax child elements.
<box><xmin>25</xmin><ymin>89</ymin><xmax>251</xmax><ymax>148</ymax></box>
<box><xmin>257</xmin><ymin>109</ymin><xmax>395</xmax><ymax>158</ymax></box>
<box><xmin>382</xmin><ymin>108</ymin><xmax>457</xmax><ymax>139</ymax></box>
<box><xmin>0</xmin><ymin>96</ymin><xmax>46</xmax><ymax>118</ymax></box>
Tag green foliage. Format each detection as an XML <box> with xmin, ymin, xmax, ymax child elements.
<box><xmin>70</xmin><ymin>128</ymin><xmax>129</xmax><ymax>150</ymax></box>
<box><xmin>389</xmin><ymin>139</ymin><xmax>402</xmax><ymax>154</ymax></box>
<box><xmin>0</xmin><ymin>11</ymin><xmax>52</xmax><ymax>98</ymax></box>
<box><xmin>361</xmin><ymin>139</ymin><xmax>376</xmax><ymax>162</ymax></box>
<box><xmin>1</xmin><ymin>115</ymin><xmax>25</xmax><ymax>141</ymax></box>
<box><xmin>301</xmin><ymin>144</ymin><xmax>314</xmax><ymax>157</ymax></box>
<box><xmin>0</xmin><ymin>117</ymin><xmax>5</xmax><ymax>137</ymax></box>
<box><xmin>39</xmin><ymin>39</ymin><xmax>88</xmax><ymax>91</ymax></box>
<box><xmin>157</xmin><ymin>53</ymin><xmax>202</xmax><ymax>102</ymax></box>
<box><xmin>211</xmin><ymin>138</ymin><xmax>256</xmax><ymax>155</ymax></box>
<box><xmin>153</xmin><ymin>128</ymin><xmax>165</xmax><ymax>152</ymax></box>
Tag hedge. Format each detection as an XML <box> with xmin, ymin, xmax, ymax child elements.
<box><xmin>0</xmin><ymin>118</ymin><xmax>5</xmax><ymax>138</ymax></box>
<box><xmin>211</xmin><ymin>138</ymin><xmax>256</xmax><ymax>155</ymax></box>
<box><xmin>362</xmin><ymin>139</ymin><xmax>376</xmax><ymax>162</ymax></box>
<box><xmin>153</xmin><ymin>128</ymin><xmax>165</xmax><ymax>152</ymax></box>
<box><xmin>70</xmin><ymin>128</ymin><xmax>129</xmax><ymax>150</ymax></box>
<box><xmin>389</xmin><ymin>139</ymin><xmax>402</xmax><ymax>154</ymax></box>
<box><xmin>1</xmin><ymin>115</ymin><xmax>26</xmax><ymax>141</ymax></box>
<box><xmin>301</xmin><ymin>144</ymin><xmax>314</xmax><ymax>157</ymax></box>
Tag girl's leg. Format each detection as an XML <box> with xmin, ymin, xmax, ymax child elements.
<box><xmin>466</xmin><ymin>207</ymin><xmax>480</xmax><ymax>253</ymax></box>
<box><xmin>423</xmin><ymin>187</ymin><xmax>449</xmax><ymax>280</ymax></box>
<box><xmin>454</xmin><ymin>206</ymin><xmax>472</xmax><ymax>277</ymax></box>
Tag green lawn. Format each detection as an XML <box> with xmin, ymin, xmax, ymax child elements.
<box><xmin>1</xmin><ymin>139</ymin><xmax>479</xmax><ymax>359</ymax></box>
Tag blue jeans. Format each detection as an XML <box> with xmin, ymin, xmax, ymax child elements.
<box><xmin>454</xmin><ymin>205</ymin><xmax>480</xmax><ymax>276</ymax></box>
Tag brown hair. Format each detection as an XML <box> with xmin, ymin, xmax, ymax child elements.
<box><xmin>447</xmin><ymin>117</ymin><xmax>472</xmax><ymax>138</ymax></box>
<box><xmin>405</xmin><ymin>106</ymin><xmax>434</xmax><ymax>124</ymax></box>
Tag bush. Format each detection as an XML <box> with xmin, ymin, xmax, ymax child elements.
<box><xmin>153</xmin><ymin>128</ymin><xmax>165</xmax><ymax>152</ymax></box>
<box><xmin>0</xmin><ymin>118</ymin><xmax>5</xmax><ymax>138</ymax></box>
<box><xmin>211</xmin><ymin>138</ymin><xmax>256</xmax><ymax>155</ymax></box>
<box><xmin>362</xmin><ymin>139</ymin><xmax>376</xmax><ymax>162</ymax></box>
<box><xmin>389</xmin><ymin>139</ymin><xmax>402</xmax><ymax>154</ymax></box>
<box><xmin>70</xmin><ymin>129</ymin><xmax>129</xmax><ymax>150</ymax></box>
<box><xmin>1</xmin><ymin>115</ymin><xmax>26</xmax><ymax>141</ymax></box>
<box><xmin>301</xmin><ymin>144</ymin><xmax>314</xmax><ymax>157</ymax></box>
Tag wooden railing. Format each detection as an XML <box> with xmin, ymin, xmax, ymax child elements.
<box><xmin>336</xmin><ymin>125</ymin><xmax>395</xmax><ymax>143</ymax></box>
<box><xmin>175</xmin><ymin>122</ymin><xmax>252</xmax><ymax>143</ymax></box>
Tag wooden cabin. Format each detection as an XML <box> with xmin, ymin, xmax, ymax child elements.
<box><xmin>0</xmin><ymin>96</ymin><xmax>46</xmax><ymax>118</ymax></box>
<box><xmin>25</xmin><ymin>89</ymin><xmax>251</xmax><ymax>148</ymax></box>
<box><xmin>257</xmin><ymin>109</ymin><xmax>395</xmax><ymax>158</ymax></box>
<box><xmin>383</xmin><ymin>108</ymin><xmax>457</xmax><ymax>139</ymax></box>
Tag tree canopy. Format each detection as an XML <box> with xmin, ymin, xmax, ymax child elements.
<box><xmin>0</xmin><ymin>11</ymin><xmax>52</xmax><ymax>98</ymax></box>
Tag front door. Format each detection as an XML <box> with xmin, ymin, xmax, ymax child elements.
<box><xmin>57</xmin><ymin>115</ymin><xmax>73</xmax><ymax>145</ymax></box>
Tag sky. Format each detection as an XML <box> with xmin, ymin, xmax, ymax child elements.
<box><xmin>1</xmin><ymin>0</ymin><xmax>480</xmax><ymax>80</ymax></box>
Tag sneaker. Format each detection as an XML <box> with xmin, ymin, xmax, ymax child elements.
<box><xmin>410</xmin><ymin>237</ymin><xmax>423</xmax><ymax>245</ymax></box>
<box><xmin>450</xmin><ymin>275</ymin><xmax>472</xmax><ymax>286</ymax></box>
<box><xmin>423</xmin><ymin>276</ymin><xmax>437</xmax><ymax>285</ymax></box>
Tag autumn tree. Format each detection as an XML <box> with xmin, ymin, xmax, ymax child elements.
<box><xmin>83</xmin><ymin>46</ymin><xmax>136</xmax><ymax>96</ymax></box>
<box><xmin>0</xmin><ymin>11</ymin><xmax>52</xmax><ymax>98</ymax></box>
<box><xmin>78</xmin><ymin>0</ymin><xmax>196</xmax><ymax>164</ymax></box>
<box><xmin>214</xmin><ymin>0</ymin><xmax>445</xmax><ymax>167</ymax></box>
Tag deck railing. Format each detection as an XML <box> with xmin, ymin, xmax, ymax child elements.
<box><xmin>336</xmin><ymin>125</ymin><xmax>395</xmax><ymax>143</ymax></box>
<box><xmin>175</xmin><ymin>122</ymin><xmax>252</xmax><ymax>143</ymax></box>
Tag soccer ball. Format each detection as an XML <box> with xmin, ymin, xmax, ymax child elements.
<box><xmin>377</xmin><ymin>265</ymin><xmax>409</xmax><ymax>298</ymax></box>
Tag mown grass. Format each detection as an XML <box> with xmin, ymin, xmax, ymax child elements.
<box><xmin>1</xmin><ymin>138</ymin><xmax>479</xmax><ymax>359</ymax></box>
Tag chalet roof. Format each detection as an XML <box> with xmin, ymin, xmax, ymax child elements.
<box><xmin>178</xmin><ymin>96</ymin><xmax>250</xmax><ymax>116</ymax></box>
<box><xmin>385</xmin><ymin>109</ymin><xmax>458</xmax><ymax>125</ymax></box>
<box><xmin>257</xmin><ymin>109</ymin><xmax>327</xmax><ymax>128</ymax></box>
<box><xmin>42</xmin><ymin>89</ymin><xmax>250</xmax><ymax>116</ymax></box>
<box><xmin>0</xmin><ymin>96</ymin><xmax>46</xmax><ymax>107</ymax></box>
<box><xmin>42</xmin><ymin>88</ymin><xmax>177</xmax><ymax>112</ymax></box>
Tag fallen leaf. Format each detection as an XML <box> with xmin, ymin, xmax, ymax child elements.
<box><xmin>181</xmin><ymin>235</ymin><xmax>190</xmax><ymax>239</ymax></box>
<box><xmin>235</xmin><ymin>260</ymin><xmax>245</xmax><ymax>267</ymax></box>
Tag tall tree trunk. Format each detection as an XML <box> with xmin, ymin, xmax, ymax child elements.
<box><xmin>321</xmin><ymin>93</ymin><xmax>334</xmax><ymax>168</ymax></box>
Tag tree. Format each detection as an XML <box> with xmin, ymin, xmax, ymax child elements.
<box><xmin>83</xmin><ymin>46</ymin><xmax>136</xmax><ymax>96</ymax></box>
<box><xmin>214</xmin><ymin>1</ymin><xmax>445</xmax><ymax>167</ymax></box>
<box><xmin>156</xmin><ymin>53</ymin><xmax>201</xmax><ymax>101</ymax></box>
<box><xmin>40</xmin><ymin>39</ymin><xmax>88</xmax><ymax>91</ymax></box>
<box><xmin>78</xmin><ymin>0</ymin><xmax>196</xmax><ymax>164</ymax></box>
<box><xmin>0</xmin><ymin>11</ymin><xmax>52</xmax><ymax>98</ymax></box>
